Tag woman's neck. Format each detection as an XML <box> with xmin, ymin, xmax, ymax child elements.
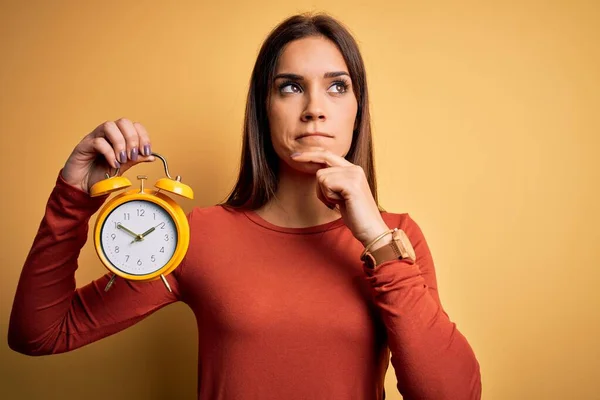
<box><xmin>254</xmin><ymin>164</ymin><xmax>340</xmax><ymax>228</ymax></box>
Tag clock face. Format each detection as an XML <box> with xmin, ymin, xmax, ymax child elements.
<box><xmin>99</xmin><ymin>200</ymin><xmax>178</xmax><ymax>275</ymax></box>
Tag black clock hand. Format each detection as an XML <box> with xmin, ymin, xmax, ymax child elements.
<box><xmin>139</xmin><ymin>227</ymin><xmax>156</xmax><ymax>239</ymax></box>
<box><xmin>117</xmin><ymin>224</ymin><xmax>140</xmax><ymax>239</ymax></box>
<box><xmin>130</xmin><ymin>222</ymin><xmax>164</xmax><ymax>244</ymax></box>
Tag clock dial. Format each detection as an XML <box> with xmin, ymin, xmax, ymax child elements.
<box><xmin>99</xmin><ymin>200</ymin><xmax>178</xmax><ymax>275</ymax></box>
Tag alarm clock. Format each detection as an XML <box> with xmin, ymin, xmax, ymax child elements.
<box><xmin>89</xmin><ymin>153</ymin><xmax>193</xmax><ymax>293</ymax></box>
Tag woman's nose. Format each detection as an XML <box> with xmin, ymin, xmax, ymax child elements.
<box><xmin>301</xmin><ymin>94</ymin><xmax>326</xmax><ymax>122</ymax></box>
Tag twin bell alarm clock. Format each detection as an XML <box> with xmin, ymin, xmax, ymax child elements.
<box><xmin>89</xmin><ymin>153</ymin><xmax>193</xmax><ymax>293</ymax></box>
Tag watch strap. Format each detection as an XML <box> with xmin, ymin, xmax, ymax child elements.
<box><xmin>362</xmin><ymin>229</ymin><xmax>416</xmax><ymax>269</ymax></box>
<box><xmin>369</xmin><ymin>239</ymin><xmax>403</xmax><ymax>265</ymax></box>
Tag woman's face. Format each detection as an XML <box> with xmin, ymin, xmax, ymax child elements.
<box><xmin>267</xmin><ymin>36</ymin><xmax>358</xmax><ymax>172</ymax></box>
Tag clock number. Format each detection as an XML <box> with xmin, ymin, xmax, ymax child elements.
<box><xmin>111</xmin><ymin>233</ymin><xmax>116</xmax><ymax>240</ymax></box>
<box><xmin>137</xmin><ymin>209</ymin><xmax>145</xmax><ymax>217</ymax></box>
<box><xmin>114</xmin><ymin>222</ymin><xmax>121</xmax><ymax>229</ymax></box>
<box><xmin>164</xmin><ymin>234</ymin><xmax>169</xmax><ymax>241</ymax></box>
<box><xmin>125</xmin><ymin>255</ymin><xmax>130</xmax><ymax>262</ymax></box>
<box><xmin>159</xmin><ymin>222</ymin><xmax>165</xmax><ymax>229</ymax></box>
<box><xmin>137</xmin><ymin>259</ymin><xmax>142</xmax><ymax>266</ymax></box>
<box><xmin>124</xmin><ymin>213</ymin><xmax>130</xmax><ymax>220</ymax></box>
<box><xmin>151</xmin><ymin>255</ymin><xmax>156</xmax><ymax>262</ymax></box>
<box><xmin>153</xmin><ymin>212</ymin><xmax>156</xmax><ymax>220</ymax></box>
<box><xmin>159</xmin><ymin>247</ymin><xmax>164</xmax><ymax>253</ymax></box>
<box><xmin>115</xmin><ymin>246</ymin><xmax>120</xmax><ymax>253</ymax></box>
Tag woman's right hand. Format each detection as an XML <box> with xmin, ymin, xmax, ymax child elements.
<box><xmin>61</xmin><ymin>118</ymin><xmax>155</xmax><ymax>194</ymax></box>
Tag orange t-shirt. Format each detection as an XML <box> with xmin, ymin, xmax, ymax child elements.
<box><xmin>9</xmin><ymin>172</ymin><xmax>481</xmax><ymax>399</ymax></box>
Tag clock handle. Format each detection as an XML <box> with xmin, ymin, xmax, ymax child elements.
<box><xmin>151</xmin><ymin>152</ymin><xmax>177</xmax><ymax>180</ymax></box>
<box><xmin>101</xmin><ymin>152</ymin><xmax>174</xmax><ymax>181</ymax></box>
<box><xmin>151</xmin><ymin>152</ymin><xmax>194</xmax><ymax>199</ymax></box>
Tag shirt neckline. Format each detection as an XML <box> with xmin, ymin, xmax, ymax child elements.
<box><xmin>242</xmin><ymin>210</ymin><xmax>345</xmax><ymax>234</ymax></box>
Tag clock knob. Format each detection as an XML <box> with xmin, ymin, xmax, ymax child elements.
<box><xmin>137</xmin><ymin>175</ymin><xmax>148</xmax><ymax>192</ymax></box>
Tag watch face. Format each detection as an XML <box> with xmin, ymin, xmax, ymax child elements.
<box><xmin>396</xmin><ymin>230</ymin><xmax>416</xmax><ymax>262</ymax></box>
<box><xmin>99</xmin><ymin>200</ymin><xmax>178</xmax><ymax>275</ymax></box>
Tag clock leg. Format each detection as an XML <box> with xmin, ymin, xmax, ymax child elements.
<box><xmin>104</xmin><ymin>274</ymin><xmax>117</xmax><ymax>292</ymax></box>
<box><xmin>160</xmin><ymin>274</ymin><xmax>172</xmax><ymax>293</ymax></box>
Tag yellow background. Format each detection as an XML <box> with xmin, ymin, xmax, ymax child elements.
<box><xmin>1</xmin><ymin>1</ymin><xmax>598</xmax><ymax>399</ymax></box>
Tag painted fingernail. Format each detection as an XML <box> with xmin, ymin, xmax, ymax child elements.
<box><xmin>119</xmin><ymin>151</ymin><xmax>127</xmax><ymax>163</ymax></box>
<box><xmin>131</xmin><ymin>147</ymin><xmax>138</xmax><ymax>161</ymax></box>
<box><xmin>291</xmin><ymin>152</ymin><xmax>302</xmax><ymax>157</ymax></box>
<box><xmin>114</xmin><ymin>160</ymin><xmax>121</xmax><ymax>169</ymax></box>
<box><xmin>144</xmin><ymin>144</ymin><xmax>151</xmax><ymax>156</ymax></box>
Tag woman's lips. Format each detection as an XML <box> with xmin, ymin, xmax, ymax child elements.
<box><xmin>297</xmin><ymin>133</ymin><xmax>333</xmax><ymax>139</ymax></box>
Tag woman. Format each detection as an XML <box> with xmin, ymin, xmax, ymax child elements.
<box><xmin>8</xmin><ymin>13</ymin><xmax>481</xmax><ymax>399</ymax></box>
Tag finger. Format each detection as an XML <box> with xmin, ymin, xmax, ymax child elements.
<box><xmin>94</xmin><ymin>121</ymin><xmax>127</xmax><ymax>164</ymax></box>
<box><xmin>91</xmin><ymin>136</ymin><xmax>121</xmax><ymax>169</ymax></box>
<box><xmin>290</xmin><ymin>150</ymin><xmax>354</xmax><ymax>168</ymax></box>
<box><xmin>115</xmin><ymin>118</ymin><xmax>140</xmax><ymax>161</ymax></box>
<box><xmin>316</xmin><ymin>171</ymin><xmax>344</xmax><ymax>203</ymax></box>
<box><xmin>320</xmin><ymin>165</ymin><xmax>371</xmax><ymax>202</ymax></box>
<box><xmin>316</xmin><ymin>185</ymin><xmax>336</xmax><ymax>209</ymax></box>
<box><xmin>133</xmin><ymin>121</ymin><xmax>152</xmax><ymax>156</ymax></box>
<box><xmin>316</xmin><ymin>178</ymin><xmax>339</xmax><ymax>209</ymax></box>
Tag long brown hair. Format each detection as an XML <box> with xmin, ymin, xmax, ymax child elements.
<box><xmin>221</xmin><ymin>13</ymin><xmax>379</xmax><ymax>210</ymax></box>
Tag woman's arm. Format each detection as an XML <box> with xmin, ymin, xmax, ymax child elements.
<box><xmin>281</xmin><ymin>149</ymin><xmax>481</xmax><ymax>397</ymax></box>
<box><xmin>8</xmin><ymin>172</ymin><xmax>182</xmax><ymax>355</ymax></box>
<box><xmin>364</xmin><ymin>214</ymin><xmax>481</xmax><ymax>400</ymax></box>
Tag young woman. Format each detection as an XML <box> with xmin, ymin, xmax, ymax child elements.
<box><xmin>9</xmin><ymin>13</ymin><xmax>481</xmax><ymax>399</ymax></box>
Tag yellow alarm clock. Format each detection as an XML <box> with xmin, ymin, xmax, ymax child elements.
<box><xmin>89</xmin><ymin>153</ymin><xmax>193</xmax><ymax>293</ymax></box>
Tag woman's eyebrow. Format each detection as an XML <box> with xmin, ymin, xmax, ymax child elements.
<box><xmin>274</xmin><ymin>73</ymin><xmax>303</xmax><ymax>81</ymax></box>
<box><xmin>324</xmin><ymin>71</ymin><xmax>350</xmax><ymax>79</ymax></box>
<box><xmin>274</xmin><ymin>71</ymin><xmax>350</xmax><ymax>80</ymax></box>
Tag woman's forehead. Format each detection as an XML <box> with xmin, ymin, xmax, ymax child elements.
<box><xmin>275</xmin><ymin>36</ymin><xmax>349</xmax><ymax>77</ymax></box>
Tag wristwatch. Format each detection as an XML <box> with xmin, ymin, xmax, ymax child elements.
<box><xmin>361</xmin><ymin>229</ymin><xmax>416</xmax><ymax>269</ymax></box>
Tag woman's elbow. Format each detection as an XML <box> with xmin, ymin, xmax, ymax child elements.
<box><xmin>7</xmin><ymin>323</ymin><xmax>53</xmax><ymax>357</ymax></box>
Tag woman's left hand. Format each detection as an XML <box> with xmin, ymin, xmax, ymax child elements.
<box><xmin>291</xmin><ymin>149</ymin><xmax>389</xmax><ymax>246</ymax></box>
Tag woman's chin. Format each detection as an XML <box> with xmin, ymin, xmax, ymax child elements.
<box><xmin>281</xmin><ymin>159</ymin><xmax>325</xmax><ymax>175</ymax></box>
<box><xmin>294</xmin><ymin>143</ymin><xmax>327</xmax><ymax>152</ymax></box>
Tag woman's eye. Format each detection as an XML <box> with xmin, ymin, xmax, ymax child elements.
<box><xmin>328</xmin><ymin>82</ymin><xmax>348</xmax><ymax>94</ymax></box>
<box><xmin>280</xmin><ymin>83</ymin><xmax>302</xmax><ymax>93</ymax></box>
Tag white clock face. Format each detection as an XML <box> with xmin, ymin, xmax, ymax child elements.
<box><xmin>100</xmin><ymin>200</ymin><xmax>178</xmax><ymax>275</ymax></box>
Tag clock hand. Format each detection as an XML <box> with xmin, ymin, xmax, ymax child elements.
<box><xmin>139</xmin><ymin>226</ymin><xmax>156</xmax><ymax>238</ymax></box>
<box><xmin>117</xmin><ymin>224</ymin><xmax>140</xmax><ymax>239</ymax></box>
<box><xmin>130</xmin><ymin>222</ymin><xmax>164</xmax><ymax>244</ymax></box>
<box><xmin>141</xmin><ymin>222</ymin><xmax>166</xmax><ymax>238</ymax></box>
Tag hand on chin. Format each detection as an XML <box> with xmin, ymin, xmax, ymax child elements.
<box><xmin>289</xmin><ymin>146</ymin><xmax>327</xmax><ymax>174</ymax></box>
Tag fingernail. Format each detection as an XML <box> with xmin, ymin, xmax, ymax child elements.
<box><xmin>119</xmin><ymin>151</ymin><xmax>127</xmax><ymax>164</ymax></box>
<box><xmin>291</xmin><ymin>152</ymin><xmax>302</xmax><ymax>157</ymax></box>
<box><xmin>144</xmin><ymin>144</ymin><xmax>151</xmax><ymax>156</ymax></box>
<box><xmin>114</xmin><ymin>160</ymin><xmax>121</xmax><ymax>169</ymax></box>
<box><xmin>131</xmin><ymin>147</ymin><xmax>138</xmax><ymax>161</ymax></box>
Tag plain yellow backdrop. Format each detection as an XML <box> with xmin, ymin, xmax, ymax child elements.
<box><xmin>1</xmin><ymin>1</ymin><xmax>598</xmax><ymax>399</ymax></box>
